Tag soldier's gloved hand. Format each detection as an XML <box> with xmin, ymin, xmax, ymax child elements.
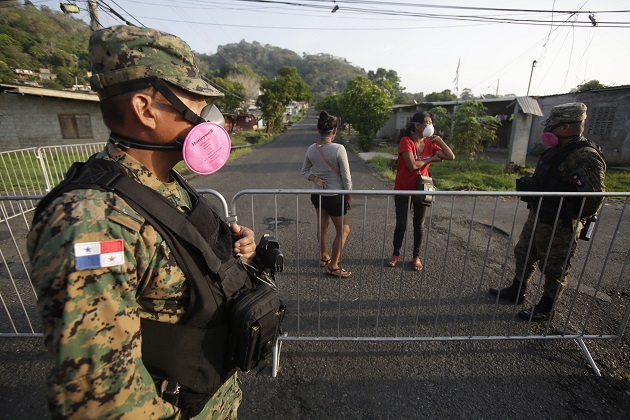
<box><xmin>231</xmin><ymin>223</ymin><xmax>256</xmax><ymax>261</ymax></box>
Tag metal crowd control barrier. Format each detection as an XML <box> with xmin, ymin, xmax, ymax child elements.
<box><xmin>1</xmin><ymin>190</ymin><xmax>629</xmax><ymax>378</ymax></box>
<box><xmin>229</xmin><ymin>189</ymin><xmax>630</xmax><ymax>377</ymax></box>
<box><xmin>0</xmin><ymin>144</ymin><xmax>105</xmax><ymax>220</ymax></box>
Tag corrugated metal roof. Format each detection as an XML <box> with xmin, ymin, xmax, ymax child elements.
<box><xmin>0</xmin><ymin>84</ymin><xmax>99</xmax><ymax>102</ymax></box>
<box><xmin>515</xmin><ymin>96</ymin><xmax>543</xmax><ymax>116</ymax></box>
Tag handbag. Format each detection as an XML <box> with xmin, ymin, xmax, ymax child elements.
<box><xmin>414</xmin><ymin>175</ymin><xmax>436</xmax><ymax>205</ymax></box>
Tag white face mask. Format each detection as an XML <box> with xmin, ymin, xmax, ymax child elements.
<box><xmin>422</xmin><ymin>124</ymin><xmax>435</xmax><ymax>138</ymax></box>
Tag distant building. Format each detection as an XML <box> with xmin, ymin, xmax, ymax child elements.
<box><xmin>38</xmin><ymin>68</ymin><xmax>57</xmax><ymax>81</ymax></box>
<box><xmin>378</xmin><ymin>86</ymin><xmax>630</xmax><ymax>165</ymax></box>
<box><xmin>529</xmin><ymin>86</ymin><xmax>630</xmax><ymax>165</ymax></box>
<box><xmin>0</xmin><ymin>84</ymin><xmax>106</xmax><ymax>151</ymax></box>
<box><xmin>224</xmin><ymin>113</ymin><xmax>259</xmax><ymax>132</ymax></box>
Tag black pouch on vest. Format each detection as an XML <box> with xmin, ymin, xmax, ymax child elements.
<box><xmin>140</xmin><ymin>318</ymin><xmax>229</xmax><ymax>416</ymax></box>
<box><xmin>516</xmin><ymin>176</ymin><xmax>538</xmax><ymax>203</ymax></box>
<box><xmin>230</xmin><ymin>283</ymin><xmax>286</xmax><ymax>372</ymax></box>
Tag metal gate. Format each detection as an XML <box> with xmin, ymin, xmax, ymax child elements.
<box><xmin>1</xmin><ymin>189</ymin><xmax>628</xmax><ymax>377</ymax></box>
<box><xmin>229</xmin><ymin>189</ymin><xmax>630</xmax><ymax>377</ymax></box>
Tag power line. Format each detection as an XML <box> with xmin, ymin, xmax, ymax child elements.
<box><xmin>105</xmin><ymin>0</ymin><xmax>145</xmax><ymax>26</ymax></box>
<box><xmin>110</xmin><ymin>0</ymin><xmax>630</xmax><ymax>28</ymax></box>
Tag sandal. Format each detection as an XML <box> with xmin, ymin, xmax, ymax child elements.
<box><xmin>320</xmin><ymin>257</ymin><xmax>331</xmax><ymax>268</ymax></box>
<box><xmin>387</xmin><ymin>255</ymin><xmax>399</xmax><ymax>267</ymax></box>
<box><xmin>412</xmin><ymin>257</ymin><xmax>423</xmax><ymax>271</ymax></box>
<box><xmin>326</xmin><ymin>266</ymin><xmax>352</xmax><ymax>278</ymax></box>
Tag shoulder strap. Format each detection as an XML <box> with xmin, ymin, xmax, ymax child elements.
<box><xmin>316</xmin><ymin>143</ymin><xmax>341</xmax><ymax>176</ymax></box>
<box><xmin>109</xmin><ymin>174</ymin><xmax>224</xmax><ymax>275</ymax></box>
<box><xmin>34</xmin><ymin>158</ymin><xmax>231</xmax><ymax>279</ymax></box>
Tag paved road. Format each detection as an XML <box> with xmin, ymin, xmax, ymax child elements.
<box><xmin>1</xmin><ymin>111</ymin><xmax>628</xmax><ymax>419</ymax></box>
<box><xmin>195</xmin><ymin>111</ymin><xmax>629</xmax><ymax>419</ymax></box>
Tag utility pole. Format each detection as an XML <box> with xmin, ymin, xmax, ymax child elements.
<box><xmin>496</xmin><ymin>79</ymin><xmax>499</xmax><ymax>97</ymax></box>
<box><xmin>526</xmin><ymin>60</ymin><xmax>537</xmax><ymax>97</ymax></box>
<box><xmin>88</xmin><ymin>0</ymin><xmax>99</xmax><ymax>31</ymax></box>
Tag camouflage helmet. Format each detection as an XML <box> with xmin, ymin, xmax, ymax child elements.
<box><xmin>543</xmin><ymin>102</ymin><xmax>587</xmax><ymax>128</ymax></box>
<box><xmin>89</xmin><ymin>25</ymin><xmax>222</xmax><ymax>98</ymax></box>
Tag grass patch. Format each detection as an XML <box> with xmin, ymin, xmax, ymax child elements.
<box><xmin>359</xmin><ymin>143</ymin><xmax>630</xmax><ymax>193</ymax></box>
<box><xmin>429</xmin><ymin>160</ymin><xmax>524</xmax><ymax>191</ymax></box>
<box><xmin>604</xmin><ymin>169</ymin><xmax>630</xmax><ymax>192</ymax></box>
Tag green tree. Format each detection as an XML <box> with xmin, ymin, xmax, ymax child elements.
<box><xmin>460</xmin><ymin>88</ymin><xmax>475</xmax><ymax>101</ymax></box>
<box><xmin>430</xmin><ymin>106</ymin><xmax>451</xmax><ymax>140</ymax></box>
<box><xmin>571</xmin><ymin>79</ymin><xmax>608</xmax><ymax>93</ymax></box>
<box><xmin>451</xmin><ymin>101</ymin><xmax>500</xmax><ymax>163</ymax></box>
<box><xmin>256</xmin><ymin>66</ymin><xmax>313</xmax><ymax>132</ymax></box>
<box><xmin>367</xmin><ymin>67</ymin><xmax>407</xmax><ymax>104</ymax></box>
<box><xmin>0</xmin><ymin>60</ymin><xmax>13</xmax><ymax>83</ymax></box>
<box><xmin>425</xmin><ymin>89</ymin><xmax>457</xmax><ymax>102</ymax></box>
<box><xmin>54</xmin><ymin>67</ymin><xmax>74</xmax><ymax>87</ymax></box>
<box><xmin>340</xmin><ymin>76</ymin><xmax>393</xmax><ymax>147</ymax></box>
<box><xmin>315</xmin><ymin>94</ymin><xmax>343</xmax><ymax>119</ymax></box>
<box><xmin>212</xmin><ymin>63</ymin><xmax>260</xmax><ymax>101</ymax></box>
<box><xmin>210</xmin><ymin>77</ymin><xmax>246</xmax><ymax>115</ymax></box>
<box><xmin>42</xmin><ymin>78</ymin><xmax>63</xmax><ymax>89</ymax></box>
<box><xmin>0</xmin><ymin>3</ymin><xmax>92</xmax><ymax>89</ymax></box>
<box><xmin>405</xmin><ymin>92</ymin><xmax>425</xmax><ymax>103</ymax></box>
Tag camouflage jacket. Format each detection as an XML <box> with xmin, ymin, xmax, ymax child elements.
<box><xmin>552</xmin><ymin>137</ymin><xmax>606</xmax><ymax>218</ymax></box>
<box><xmin>27</xmin><ymin>144</ymin><xmax>239</xmax><ymax>419</ymax></box>
<box><xmin>532</xmin><ymin>137</ymin><xmax>607</xmax><ymax>220</ymax></box>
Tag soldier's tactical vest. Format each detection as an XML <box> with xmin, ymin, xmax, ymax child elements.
<box><xmin>531</xmin><ymin>138</ymin><xmax>603</xmax><ymax>224</ymax></box>
<box><xmin>33</xmin><ymin>158</ymin><xmax>252</xmax><ymax>416</ymax></box>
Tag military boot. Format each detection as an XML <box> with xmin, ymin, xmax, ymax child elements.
<box><xmin>489</xmin><ymin>279</ymin><xmax>525</xmax><ymax>304</ymax></box>
<box><xmin>518</xmin><ymin>295</ymin><xmax>555</xmax><ymax>322</ymax></box>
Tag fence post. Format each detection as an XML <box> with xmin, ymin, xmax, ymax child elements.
<box><xmin>36</xmin><ymin>148</ymin><xmax>53</xmax><ymax>192</ymax></box>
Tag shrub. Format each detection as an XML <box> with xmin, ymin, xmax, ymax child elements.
<box><xmin>356</xmin><ymin>134</ymin><xmax>373</xmax><ymax>152</ymax></box>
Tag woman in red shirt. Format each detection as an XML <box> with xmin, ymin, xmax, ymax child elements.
<box><xmin>388</xmin><ymin>111</ymin><xmax>455</xmax><ymax>270</ymax></box>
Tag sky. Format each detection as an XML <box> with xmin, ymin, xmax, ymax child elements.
<box><xmin>36</xmin><ymin>0</ymin><xmax>630</xmax><ymax>98</ymax></box>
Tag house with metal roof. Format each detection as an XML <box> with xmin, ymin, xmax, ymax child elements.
<box><xmin>378</xmin><ymin>85</ymin><xmax>630</xmax><ymax>165</ymax></box>
<box><xmin>0</xmin><ymin>84</ymin><xmax>107</xmax><ymax>151</ymax></box>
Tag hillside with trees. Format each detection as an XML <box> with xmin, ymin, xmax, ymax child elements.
<box><xmin>0</xmin><ymin>1</ymin><xmax>369</xmax><ymax>100</ymax></box>
<box><xmin>198</xmin><ymin>41</ymin><xmax>367</xmax><ymax>101</ymax></box>
<box><xmin>0</xmin><ymin>1</ymin><xmax>91</xmax><ymax>88</ymax></box>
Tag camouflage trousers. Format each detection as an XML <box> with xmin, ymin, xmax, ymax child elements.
<box><xmin>512</xmin><ymin>210</ymin><xmax>581</xmax><ymax>301</ymax></box>
<box><xmin>193</xmin><ymin>373</ymin><xmax>242</xmax><ymax>419</ymax></box>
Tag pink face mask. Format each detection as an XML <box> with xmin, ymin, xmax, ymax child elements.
<box><xmin>182</xmin><ymin>122</ymin><xmax>231</xmax><ymax>175</ymax></box>
<box><xmin>541</xmin><ymin>131</ymin><xmax>559</xmax><ymax>148</ymax></box>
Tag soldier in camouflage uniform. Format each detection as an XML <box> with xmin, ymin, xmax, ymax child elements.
<box><xmin>489</xmin><ymin>102</ymin><xmax>606</xmax><ymax>321</ymax></box>
<box><xmin>27</xmin><ymin>25</ymin><xmax>255</xmax><ymax>418</ymax></box>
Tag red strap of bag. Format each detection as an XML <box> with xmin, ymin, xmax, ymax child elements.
<box><xmin>316</xmin><ymin>143</ymin><xmax>341</xmax><ymax>176</ymax></box>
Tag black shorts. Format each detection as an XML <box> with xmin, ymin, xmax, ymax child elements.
<box><xmin>310</xmin><ymin>194</ymin><xmax>348</xmax><ymax>217</ymax></box>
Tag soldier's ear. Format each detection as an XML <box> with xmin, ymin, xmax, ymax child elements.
<box><xmin>130</xmin><ymin>92</ymin><xmax>158</xmax><ymax>129</ymax></box>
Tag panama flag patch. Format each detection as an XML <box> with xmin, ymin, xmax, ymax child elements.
<box><xmin>74</xmin><ymin>239</ymin><xmax>125</xmax><ymax>270</ymax></box>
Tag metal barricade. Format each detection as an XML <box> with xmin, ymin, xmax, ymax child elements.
<box><xmin>1</xmin><ymin>189</ymin><xmax>628</xmax><ymax>377</ymax></box>
<box><xmin>0</xmin><ymin>148</ymin><xmax>45</xmax><ymax>220</ymax></box>
<box><xmin>0</xmin><ymin>144</ymin><xmax>105</xmax><ymax>221</ymax></box>
<box><xmin>230</xmin><ymin>189</ymin><xmax>630</xmax><ymax>377</ymax></box>
<box><xmin>37</xmin><ymin>143</ymin><xmax>106</xmax><ymax>191</ymax></box>
<box><xmin>0</xmin><ymin>195</ymin><xmax>42</xmax><ymax>337</ymax></box>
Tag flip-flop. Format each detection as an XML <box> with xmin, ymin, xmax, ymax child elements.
<box><xmin>326</xmin><ymin>266</ymin><xmax>352</xmax><ymax>278</ymax></box>
<box><xmin>387</xmin><ymin>255</ymin><xmax>399</xmax><ymax>267</ymax></box>
<box><xmin>320</xmin><ymin>257</ymin><xmax>331</xmax><ymax>268</ymax></box>
<box><xmin>412</xmin><ymin>257</ymin><xmax>423</xmax><ymax>271</ymax></box>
